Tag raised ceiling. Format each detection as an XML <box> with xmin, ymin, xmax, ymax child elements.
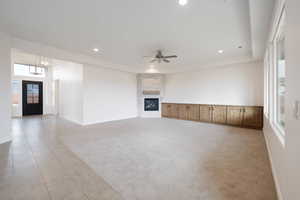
<box><xmin>0</xmin><ymin>0</ymin><xmax>274</xmax><ymax>73</ymax></box>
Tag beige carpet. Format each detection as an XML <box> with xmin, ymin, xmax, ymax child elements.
<box><xmin>60</xmin><ymin>118</ymin><xmax>277</xmax><ymax>200</ymax></box>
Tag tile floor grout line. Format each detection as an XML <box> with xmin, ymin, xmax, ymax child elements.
<box><xmin>38</xmin><ymin>117</ymin><xmax>126</xmax><ymax>200</ymax></box>
<box><xmin>22</xmin><ymin>128</ymin><xmax>54</xmax><ymax>200</ymax></box>
<box><xmin>50</xmin><ymin>135</ymin><xmax>127</xmax><ymax>200</ymax></box>
<box><xmin>6</xmin><ymin>116</ymin><xmax>277</xmax><ymax>200</ymax></box>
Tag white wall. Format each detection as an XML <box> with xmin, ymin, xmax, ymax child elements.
<box><xmin>82</xmin><ymin>65</ymin><xmax>137</xmax><ymax>125</ymax></box>
<box><xmin>164</xmin><ymin>61</ymin><xmax>263</xmax><ymax>106</ymax></box>
<box><xmin>53</xmin><ymin>60</ymin><xmax>83</xmax><ymax>124</ymax></box>
<box><xmin>0</xmin><ymin>32</ymin><xmax>12</xmax><ymax>144</ymax></box>
<box><xmin>285</xmin><ymin>0</ymin><xmax>300</xmax><ymax>198</ymax></box>
<box><xmin>263</xmin><ymin>1</ymin><xmax>300</xmax><ymax>200</ymax></box>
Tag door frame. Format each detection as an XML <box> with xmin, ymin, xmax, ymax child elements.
<box><xmin>22</xmin><ymin>80</ymin><xmax>43</xmax><ymax>116</ymax></box>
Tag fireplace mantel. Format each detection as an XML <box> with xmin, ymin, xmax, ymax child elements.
<box><xmin>137</xmin><ymin>74</ymin><xmax>165</xmax><ymax>118</ymax></box>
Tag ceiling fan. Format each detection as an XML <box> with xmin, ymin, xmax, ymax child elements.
<box><xmin>145</xmin><ymin>50</ymin><xmax>178</xmax><ymax>63</ymax></box>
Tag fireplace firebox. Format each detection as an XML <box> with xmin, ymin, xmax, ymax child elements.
<box><xmin>144</xmin><ymin>98</ymin><xmax>159</xmax><ymax>111</ymax></box>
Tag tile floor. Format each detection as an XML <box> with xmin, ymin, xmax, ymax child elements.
<box><xmin>0</xmin><ymin>116</ymin><xmax>122</xmax><ymax>200</ymax></box>
<box><xmin>0</xmin><ymin>116</ymin><xmax>277</xmax><ymax>200</ymax></box>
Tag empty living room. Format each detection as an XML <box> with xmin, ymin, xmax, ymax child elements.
<box><xmin>0</xmin><ymin>0</ymin><xmax>299</xmax><ymax>199</ymax></box>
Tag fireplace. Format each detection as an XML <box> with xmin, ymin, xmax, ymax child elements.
<box><xmin>144</xmin><ymin>98</ymin><xmax>159</xmax><ymax>111</ymax></box>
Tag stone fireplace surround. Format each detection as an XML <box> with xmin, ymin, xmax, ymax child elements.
<box><xmin>137</xmin><ymin>74</ymin><xmax>165</xmax><ymax>118</ymax></box>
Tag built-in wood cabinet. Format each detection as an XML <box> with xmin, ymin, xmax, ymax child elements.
<box><xmin>226</xmin><ymin>106</ymin><xmax>263</xmax><ymax>129</ymax></box>
<box><xmin>199</xmin><ymin>105</ymin><xmax>228</xmax><ymax>124</ymax></box>
<box><xmin>242</xmin><ymin>106</ymin><xmax>263</xmax><ymax>129</ymax></box>
<box><xmin>227</xmin><ymin>106</ymin><xmax>244</xmax><ymax>126</ymax></box>
<box><xmin>162</xmin><ymin>103</ymin><xmax>263</xmax><ymax>130</ymax></box>
<box><xmin>212</xmin><ymin>105</ymin><xmax>227</xmax><ymax>124</ymax></box>
<box><xmin>178</xmin><ymin>104</ymin><xmax>200</xmax><ymax>121</ymax></box>
<box><xmin>162</xmin><ymin>103</ymin><xmax>178</xmax><ymax>119</ymax></box>
<box><xmin>199</xmin><ymin>105</ymin><xmax>212</xmax><ymax>122</ymax></box>
<box><xmin>161</xmin><ymin>103</ymin><xmax>169</xmax><ymax>117</ymax></box>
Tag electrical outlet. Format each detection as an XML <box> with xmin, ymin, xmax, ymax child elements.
<box><xmin>294</xmin><ymin>100</ymin><xmax>300</xmax><ymax>120</ymax></box>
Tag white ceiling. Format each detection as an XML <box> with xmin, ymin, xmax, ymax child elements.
<box><xmin>0</xmin><ymin>0</ymin><xmax>274</xmax><ymax>73</ymax></box>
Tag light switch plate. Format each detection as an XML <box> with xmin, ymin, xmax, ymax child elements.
<box><xmin>294</xmin><ymin>100</ymin><xmax>300</xmax><ymax>120</ymax></box>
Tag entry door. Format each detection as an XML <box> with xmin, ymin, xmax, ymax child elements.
<box><xmin>22</xmin><ymin>81</ymin><xmax>43</xmax><ymax>116</ymax></box>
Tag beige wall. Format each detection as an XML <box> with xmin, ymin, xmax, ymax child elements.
<box><xmin>0</xmin><ymin>32</ymin><xmax>12</xmax><ymax>144</ymax></box>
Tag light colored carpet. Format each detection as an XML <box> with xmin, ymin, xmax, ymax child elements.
<box><xmin>60</xmin><ymin>118</ymin><xmax>277</xmax><ymax>200</ymax></box>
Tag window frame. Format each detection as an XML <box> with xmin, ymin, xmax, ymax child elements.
<box><xmin>264</xmin><ymin>49</ymin><xmax>270</xmax><ymax>118</ymax></box>
<box><xmin>271</xmin><ymin>8</ymin><xmax>286</xmax><ymax>138</ymax></box>
<box><xmin>14</xmin><ymin>63</ymin><xmax>46</xmax><ymax>78</ymax></box>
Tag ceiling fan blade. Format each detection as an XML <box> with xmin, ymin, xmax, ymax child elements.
<box><xmin>150</xmin><ymin>59</ymin><xmax>157</xmax><ymax>63</ymax></box>
<box><xmin>163</xmin><ymin>59</ymin><xmax>170</xmax><ymax>63</ymax></box>
<box><xmin>164</xmin><ymin>55</ymin><xmax>177</xmax><ymax>59</ymax></box>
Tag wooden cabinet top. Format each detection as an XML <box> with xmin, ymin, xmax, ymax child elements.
<box><xmin>162</xmin><ymin>102</ymin><xmax>263</xmax><ymax>108</ymax></box>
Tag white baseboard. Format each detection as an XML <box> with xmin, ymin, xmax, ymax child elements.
<box><xmin>263</xmin><ymin>129</ymin><xmax>284</xmax><ymax>200</ymax></box>
<box><xmin>0</xmin><ymin>135</ymin><xmax>12</xmax><ymax>144</ymax></box>
<box><xmin>82</xmin><ymin>115</ymin><xmax>138</xmax><ymax>126</ymax></box>
<box><xmin>58</xmin><ymin>116</ymin><xmax>84</xmax><ymax>126</ymax></box>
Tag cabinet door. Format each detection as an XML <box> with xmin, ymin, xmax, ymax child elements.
<box><xmin>212</xmin><ymin>106</ymin><xmax>227</xmax><ymax>124</ymax></box>
<box><xmin>170</xmin><ymin>104</ymin><xmax>179</xmax><ymax>118</ymax></box>
<box><xmin>162</xmin><ymin>104</ymin><xmax>169</xmax><ymax>117</ymax></box>
<box><xmin>187</xmin><ymin>104</ymin><xmax>200</xmax><ymax>121</ymax></box>
<box><xmin>227</xmin><ymin>106</ymin><xmax>243</xmax><ymax>126</ymax></box>
<box><xmin>242</xmin><ymin>107</ymin><xmax>263</xmax><ymax>129</ymax></box>
<box><xmin>178</xmin><ymin>104</ymin><xmax>188</xmax><ymax>120</ymax></box>
<box><xmin>199</xmin><ymin>105</ymin><xmax>212</xmax><ymax>122</ymax></box>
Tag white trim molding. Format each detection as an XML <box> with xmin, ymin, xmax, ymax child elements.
<box><xmin>82</xmin><ymin>116</ymin><xmax>138</xmax><ymax>126</ymax></box>
<box><xmin>0</xmin><ymin>135</ymin><xmax>12</xmax><ymax>144</ymax></box>
<box><xmin>263</xmin><ymin>127</ymin><xmax>284</xmax><ymax>200</ymax></box>
<box><xmin>262</xmin><ymin>1</ymin><xmax>286</xmax><ymax>199</ymax></box>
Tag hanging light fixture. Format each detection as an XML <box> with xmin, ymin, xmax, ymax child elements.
<box><xmin>30</xmin><ymin>55</ymin><xmax>47</xmax><ymax>75</ymax></box>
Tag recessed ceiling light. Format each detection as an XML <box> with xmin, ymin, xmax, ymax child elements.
<box><xmin>146</xmin><ymin>68</ymin><xmax>159</xmax><ymax>73</ymax></box>
<box><xmin>218</xmin><ymin>50</ymin><xmax>224</xmax><ymax>54</ymax></box>
<box><xmin>93</xmin><ymin>48</ymin><xmax>99</xmax><ymax>52</ymax></box>
<box><xmin>179</xmin><ymin>0</ymin><xmax>188</xmax><ymax>6</ymax></box>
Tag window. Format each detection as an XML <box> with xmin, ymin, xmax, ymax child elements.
<box><xmin>27</xmin><ymin>84</ymin><xmax>39</xmax><ymax>104</ymax></box>
<box><xmin>14</xmin><ymin>64</ymin><xmax>46</xmax><ymax>77</ymax></box>
<box><xmin>12</xmin><ymin>80</ymin><xmax>20</xmax><ymax>105</ymax></box>
<box><xmin>274</xmin><ymin>11</ymin><xmax>286</xmax><ymax>132</ymax></box>
<box><xmin>264</xmin><ymin>5</ymin><xmax>286</xmax><ymax>145</ymax></box>
<box><xmin>275</xmin><ymin>32</ymin><xmax>286</xmax><ymax>129</ymax></box>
